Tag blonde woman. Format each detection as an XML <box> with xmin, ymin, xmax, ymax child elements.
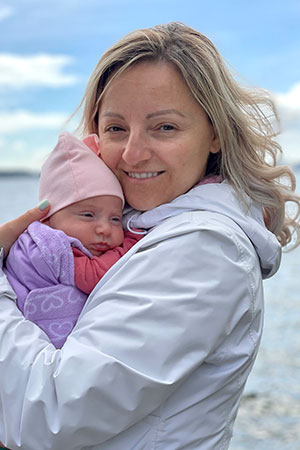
<box><xmin>0</xmin><ymin>22</ymin><xmax>299</xmax><ymax>450</ymax></box>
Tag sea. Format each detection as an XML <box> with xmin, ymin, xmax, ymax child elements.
<box><xmin>0</xmin><ymin>174</ymin><xmax>299</xmax><ymax>450</ymax></box>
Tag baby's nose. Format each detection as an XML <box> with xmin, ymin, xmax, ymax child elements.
<box><xmin>95</xmin><ymin>221</ymin><xmax>110</xmax><ymax>236</ymax></box>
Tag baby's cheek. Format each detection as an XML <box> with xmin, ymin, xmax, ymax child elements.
<box><xmin>117</xmin><ymin>228</ymin><xmax>125</xmax><ymax>246</ymax></box>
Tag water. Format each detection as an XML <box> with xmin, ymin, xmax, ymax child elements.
<box><xmin>0</xmin><ymin>175</ymin><xmax>40</xmax><ymax>222</ymax></box>
<box><xmin>230</xmin><ymin>249</ymin><xmax>300</xmax><ymax>450</ymax></box>
<box><xmin>0</xmin><ymin>175</ymin><xmax>300</xmax><ymax>449</ymax></box>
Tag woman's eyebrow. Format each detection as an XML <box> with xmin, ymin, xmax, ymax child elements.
<box><xmin>100</xmin><ymin>109</ymin><xmax>185</xmax><ymax>120</ymax></box>
<box><xmin>146</xmin><ymin>109</ymin><xmax>185</xmax><ymax>119</ymax></box>
<box><xmin>100</xmin><ymin>112</ymin><xmax>125</xmax><ymax>119</ymax></box>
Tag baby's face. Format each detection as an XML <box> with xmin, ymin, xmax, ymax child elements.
<box><xmin>46</xmin><ymin>195</ymin><xmax>124</xmax><ymax>256</ymax></box>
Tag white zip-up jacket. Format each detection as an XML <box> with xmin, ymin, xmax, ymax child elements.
<box><xmin>0</xmin><ymin>181</ymin><xmax>281</xmax><ymax>450</ymax></box>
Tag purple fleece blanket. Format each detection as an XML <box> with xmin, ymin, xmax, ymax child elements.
<box><xmin>4</xmin><ymin>221</ymin><xmax>92</xmax><ymax>348</ymax></box>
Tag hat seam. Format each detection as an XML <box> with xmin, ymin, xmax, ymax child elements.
<box><xmin>63</xmin><ymin>133</ymin><xmax>81</xmax><ymax>202</ymax></box>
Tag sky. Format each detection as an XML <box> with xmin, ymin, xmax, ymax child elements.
<box><xmin>0</xmin><ymin>0</ymin><xmax>300</xmax><ymax>171</ymax></box>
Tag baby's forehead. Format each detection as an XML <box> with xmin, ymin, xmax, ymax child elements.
<box><xmin>68</xmin><ymin>195</ymin><xmax>123</xmax><ymax>213</ymax></box>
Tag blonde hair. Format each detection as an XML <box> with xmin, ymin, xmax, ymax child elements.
<box><xmin>77</xmin><ymin>22</ymin><xmax>300</xmax><ymax>248</ymax></box>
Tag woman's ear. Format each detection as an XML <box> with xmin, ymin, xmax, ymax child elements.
<box><xmin>210</xmin><ymin>133</ymin><xmax>221</xmax><ymax>154</ymax></box>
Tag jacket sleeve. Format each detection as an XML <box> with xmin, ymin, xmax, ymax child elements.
<box><xmin>73</xmin><ymin>230</ymin><xmax>143</xmax><ymax>294</ymax></box>
<box><xmin>0</xmin><ymin>214</ymin><xmax>261</xmax><ymax>450</ymax></box>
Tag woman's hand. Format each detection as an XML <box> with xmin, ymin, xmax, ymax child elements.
<box><xmin>0</xmin><ymin>200</ymin><xmax>50</xmax><ymax>257</ymax></box>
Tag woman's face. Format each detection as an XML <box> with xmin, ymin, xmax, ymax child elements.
<box><xmin>97</xmin><ymin>61</ymin><xmax>220</xmax><ymax>210</ymax></box>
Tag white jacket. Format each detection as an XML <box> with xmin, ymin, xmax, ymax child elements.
<box><xmin>0</xmin><ymin>181</ymin><xmax>281</xmax><ymax>450</ymax></box>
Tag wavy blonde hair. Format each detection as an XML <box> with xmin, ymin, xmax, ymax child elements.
<box><xmin>77</xmin><ymin>22</ymin><xmax>300</xmax><ymax>248</ymax></box>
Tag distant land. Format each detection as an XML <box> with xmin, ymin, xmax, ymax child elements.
<box><xmin>0</xmin><ymin>169</ymin><xmax>40</xmax><ymax>177</ymax></box>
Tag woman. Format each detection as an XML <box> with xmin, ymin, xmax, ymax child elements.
<box><xmin>0</xmin><ymin>22</ymin><xmax>299</xmax><ymax>450</ymax></box>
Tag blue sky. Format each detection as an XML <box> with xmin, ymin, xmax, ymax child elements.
<box><xmin>0</xmin><ymin>0</ymin><xmax>300</xmax><ymax>170</ymax></box>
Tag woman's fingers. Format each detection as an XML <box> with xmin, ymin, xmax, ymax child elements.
<box><xmin>0</xmin><ymin>200</ymin><xmax>50</xmax><ymax>257</ymax></box>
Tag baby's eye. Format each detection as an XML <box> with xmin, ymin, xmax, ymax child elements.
<box><xmin>111</xmin><ymin>216</ymin><xmax>122</xmax><ymax>224</ymax></box>
<box><xmin>80</xmin><ymin>212</ymin><xmax>94</xmax><ymax>218</ymax></box>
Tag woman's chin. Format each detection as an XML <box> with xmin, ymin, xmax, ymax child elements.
<box><xmin>126</xmin><ymin>196</ymin><xmax>164</xmax><ymax>211</ymax></box>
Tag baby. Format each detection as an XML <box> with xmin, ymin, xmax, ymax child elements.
<box><xmin>4</xmin><ymin>132</ymin><xmax>143</xmax><ymax>348</ymax></box>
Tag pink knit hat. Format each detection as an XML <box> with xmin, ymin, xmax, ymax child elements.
<box><xmin>39</xmin><ymin>132</ymin><xmax>124</xmax><ymax>220</ymax></box>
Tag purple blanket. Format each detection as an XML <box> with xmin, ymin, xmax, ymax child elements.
<box><xmin>4</xmin><ymin>221</ymin><xmax>92</xmax><ymax>348</ymax></box>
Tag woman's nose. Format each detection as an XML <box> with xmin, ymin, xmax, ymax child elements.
<box><xmin>122</xmin><ymin>131</ymin><xmax>152</xmax><ymax>166</ymax></box>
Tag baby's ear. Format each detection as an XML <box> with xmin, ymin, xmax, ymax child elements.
<box><xmin>83</xmin><ymin>134</ymin><xmax>100</xmax><ymax>156</ymax></box>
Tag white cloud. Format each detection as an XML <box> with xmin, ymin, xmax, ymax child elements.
<box><xmin>0</xmin><ymin>110</ymin><xmax>68</xmax><ymax>133</ymax></box>
<box><xmin>0</xmin><ymin>109</ymin><xmax>80</xmax><ymax>170</ymax></box>
<box><xmin>275</xmin><ymin>82</ymin><xmax>300</xmax><ymax>112</ymax></box>
<box><xmin>0</xmin><ymin>142</ymin><xmax>51</xmax><ymax>171</ymax></box>
<box><xmin>0</xmin><ymin>54</ymin><xmax>77</xmax><ymax>88</ymax></box>
<box><xmin>273</xmin><ymin>82</ymin><xmax>300</xmax><ymax>164</ymax></box>
<box><xmin>0</xmin><ymin>133</ymin><xmax>60</xmax><ymax>171</ymax></box>
<box><xmin>0</xmin><ymin>6</ymin><xmax>15</xmax><ymax>21</ymax></box>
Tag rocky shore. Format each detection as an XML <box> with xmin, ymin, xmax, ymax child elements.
<box><xmin>230</xmin><ymin>392</ymin><xmax>300</xmax><ymax>449</ymax></box>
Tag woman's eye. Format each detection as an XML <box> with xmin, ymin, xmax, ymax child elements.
<box><xmin>159</xmin><ymin>124</ymin><xmax>175</xmax><ymax>131</ymax></box>
<box><xmin>107</xmin><ymin>125</ymin><xmax>124</xmax><ymax>132</ymax></box>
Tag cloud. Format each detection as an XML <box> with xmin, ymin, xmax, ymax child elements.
<box><xmin>0</xmin><ymin>109</ymin><xmax>81</xmax><ymax>170</ymax></box>
<box><xmin>0</xmin><ymin>110</ymin><xmax>68</xmax><ymax>133</ymax></box>
<box><xmin>273</xmin><ymin>82</ymin><xmax>300</xmax><ymax>164</ymax></box>
<box><xmin>0</xmin><ymin>139</ymin><xmax>52</xmax><ymax>171</ymax></box>
<box><xmin>0</xmin><ymin>6</ymin><xmax>15</xmax><ymax>21</ymax></box>
<box><xmin>0</xmin><ymin>54</ymin><xmax>77</xmax><ymax>88</ymax></box>
<box><xmin>275</xmin><ymin>82</ymin><xmax>300</xmax><ymax>112</ymax></box>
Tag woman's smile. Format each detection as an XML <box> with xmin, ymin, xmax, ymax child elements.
<box><xmin>126</xmin><ymin>171</ymin><xmax>163</xmax><ymax>179</ymax></box>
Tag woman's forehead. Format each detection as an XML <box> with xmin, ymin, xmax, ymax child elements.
<box><xmin>98</xmin><ymin>61</ymin><xmax>200</xmax><ymax>116</ymax></box>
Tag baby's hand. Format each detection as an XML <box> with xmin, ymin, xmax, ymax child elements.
<box><xmin>0</xmin><ymin>200</ymin><xmax>50</xmax><ymax>257</ymax></box>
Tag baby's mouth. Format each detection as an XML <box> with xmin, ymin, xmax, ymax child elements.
<box><xmin>90</xmin><ymin>243</ymin><xmax>110</xmax><ymax>252</ymax></box>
